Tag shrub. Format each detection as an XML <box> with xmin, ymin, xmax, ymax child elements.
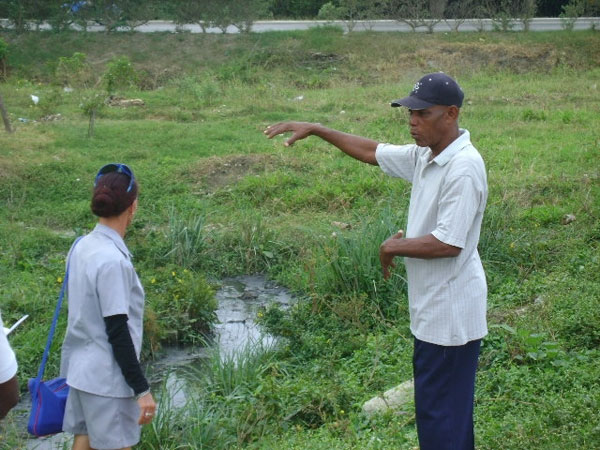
<box><xmin>104</xmin><ymin>56</ymin><xmax>139</xmax><ymax>94</ymax></box>
<box><xmin>144</xmin><ymin>265</ymin><xmax>217</xmax><ymax>348</ymax></box>
<box><xmin>176</xmin><ymin>76</ymin><xmax>222</xmax><ymax>108</ymax></box>
<box><xmin>55</xmin><ymin>52</ymin><xmax>93</xmax><ymax>88</ymax></box>
<box><xmin>560</xmin><ymin>0</ymin><xmax>585</xmax><ymax>31</ymax></box>
<box><xmin>37</xmin><ymin>88</ymin><xmax>63</xmax><ymax>118</ymax></box>
<box><xmin>522</xmin><ymin>108</ymin><xmax>547</xmax><ymax>122</ymax></box>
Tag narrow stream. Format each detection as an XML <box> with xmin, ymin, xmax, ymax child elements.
<box><xmin>18</xmin><ymin>275</ymin><xmax>294</xmax><ymax>449</ymax></box>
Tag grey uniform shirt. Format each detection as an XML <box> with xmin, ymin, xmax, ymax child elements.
<box><xmin>60</xmin><ymin>224</ymin><xmax>145</xmax><ymax>398</ymax></box>
<box><xmin>375</xmin><ymin>129</ymin><xmax>488</xmax><ymax>346</ymax></box>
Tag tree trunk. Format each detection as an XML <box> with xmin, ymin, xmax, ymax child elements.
<box><xmin>0</xmin><ymin>93</ymin><xmax>13</xmax><ymax>133</ymax></box>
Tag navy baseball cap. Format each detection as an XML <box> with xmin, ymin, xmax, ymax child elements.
<box><xmin>391</xmin><ymin>72</ymin><xmax>464</xmax><ymax>110</ymax></box>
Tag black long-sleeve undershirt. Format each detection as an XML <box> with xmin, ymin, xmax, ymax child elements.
<box><xmin>103</xmin><ymin>314</ymin><xmax>149</xmax><ymax>396</ymax></box>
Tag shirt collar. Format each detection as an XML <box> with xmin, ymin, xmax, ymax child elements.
<box><xmin>92</xmin><ymin>223</ymin><xmax>132</xmax><ymax>259</ymax></box>
<box><xmin>430</xmin><ymin>129</ymin><xmax>471</xmax><ymax>166</ymax></box>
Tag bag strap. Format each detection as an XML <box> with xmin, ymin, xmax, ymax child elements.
<box><xmin>34</xmin><ymin>236</ymin><xmax>84</xmax><ymax>382</ymax></box>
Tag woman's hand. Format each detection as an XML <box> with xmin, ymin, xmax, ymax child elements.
<box><xmin>137</xmin><ymin>391</ymin><xmax>157</xmax><ymax>425</ymax></box>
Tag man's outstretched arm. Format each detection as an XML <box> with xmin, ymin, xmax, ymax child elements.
<box><xmin>264</xmin><ymin>121</ymin><xmax>379</xmax><ymax>166</ymax></box>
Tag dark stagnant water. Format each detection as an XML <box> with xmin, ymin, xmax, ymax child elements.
<box><xmin>17</xmin><ymin>275</ymin><xmax>294</xmax><ymax>449</ymax></box>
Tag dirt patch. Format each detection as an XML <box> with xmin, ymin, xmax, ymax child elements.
<box><xmin>415</xmin><ymin>42</ymin><xmax>559</xmax><ymax>74</ymax></box>
<box><xmin>187</xmin><ymin>153</ymin><xmax>310</xmax><ymax>191</ymax></box>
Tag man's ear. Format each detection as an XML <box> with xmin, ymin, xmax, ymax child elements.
<box><xmin>447</xmin><ymin>105</ymin><xmax>460</xmax><ymax>121</ymax></box>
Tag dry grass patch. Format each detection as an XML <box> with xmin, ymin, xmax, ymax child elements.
<box><xmin>186</xmin><ymin>152</ymin><xmax>311</xmax><ymax>191</ymax></box>
<box><xmin>0</xmin><ymin>126</ymin><xmax>56</xmax><ymax>166</ymax></box>
<box><xmin>415</xmin><ymin>42</ymin><xmax>559</xmax><ymax>74</ymax></box>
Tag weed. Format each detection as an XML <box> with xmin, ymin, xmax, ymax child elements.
<box><xmin>522</xmin><ymin>108</ymin><xmax>547</xmax><ymax>121</ymax></box>
<box><xmin>55</xmin><ymin>52</ymin><xmax>93</xmax><ymax>88</ymax></box>
<box><xmin>310</xmin><ymin>206</ymin><xmax>408</xmax><ymax>325</ymax></box>
<box><xmin>143</xmin><ymin>265</ymin><xmax>217</xmax><ymax>349</ymax></box>
<box><xmin>163</xmin><ymin>207</ymin><xmax>207</xmax><ymax>269</ymax></box>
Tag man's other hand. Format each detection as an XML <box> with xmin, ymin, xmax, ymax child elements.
<box><xmin>380</xmin><ymin>230</ymin><xmax>404</xmax><ymax>280</ymax></box>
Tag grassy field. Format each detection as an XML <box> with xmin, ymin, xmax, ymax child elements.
<box><xmin>0</xmin><ymin>28</ymin><xmax>599</xmax><ymax>448</ymax></box>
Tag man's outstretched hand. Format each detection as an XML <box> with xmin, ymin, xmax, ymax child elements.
<box><xmin>264</xmin><ymin>122</ymin><xmax>315</xmax><ymax>147</ymax></box>
<box><xmin>380</xmin><ymin>230</ymin><xmax>404</xmax><ymax>280</ymax></box>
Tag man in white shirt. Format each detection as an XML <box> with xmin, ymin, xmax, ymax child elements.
<box><xmin>264</xmin><ymin>72</ymin><xmax>487</xmax><ymax>450</ymax></box>
<box><xmin>0</xmin><ymin>311</ymin><xmax>19</xmax><ymax>419</ymax></box>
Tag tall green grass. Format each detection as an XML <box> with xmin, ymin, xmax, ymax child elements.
<box><xmin>164</xmin><ymin>207</ymin><xmax>207</xmax><ymax>269</ymax></box>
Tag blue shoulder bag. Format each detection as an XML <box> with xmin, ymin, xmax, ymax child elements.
<box><xmin>27</xmin><ymin>237</ymin><xmax>82</xmax><ymax>437</ymax></box>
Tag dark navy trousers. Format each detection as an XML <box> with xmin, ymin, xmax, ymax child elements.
<box><xmin>413</xmin><ymin>337</ymin><xmax>481</xmax><ymax>450</ymax></box>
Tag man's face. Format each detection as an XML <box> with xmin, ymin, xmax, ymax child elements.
<box><xmin>407</xmin><ymin>105</ymin><xmax>452</xmax><ymax>149</ymax></box>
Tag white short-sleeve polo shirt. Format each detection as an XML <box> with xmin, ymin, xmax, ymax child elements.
<box><xmin>60</xmin><ymin>224</ymin><xmax>145</xmax><ymax>398</ymax></box>
<box><xmin>0</xmin><ymin>312</ymin><xmax>18</xmax><ymax>384</ymax></box>
<box><xmin>375</xmin><ymin>129</ymin><xmax>488</xmax><ymax>346</ymax></box>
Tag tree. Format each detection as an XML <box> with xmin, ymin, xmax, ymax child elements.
<box><xmin>537</xmin><ymin>0</ymin><xmax>571</xmax><ymax>16</ymax></box>
<box><xmin>46</xmin><ymin>1</ymin><xmax>77</xmax><ymax>32</ymax></box>
<box><xmin>559</xmin><ymin>0</ymin><xmax>585</xmax><ymax>29</ymax></box>
<box><xmin>387</xmin><ymin>0</ymin><xmax>447</xmax><ymax>33</ymax></box>
<box><xmin>174</xmin><ymin>0</ymin><xmax>214</xmax><ymax>33</ymax></box>
<box><xmin>487</xmin><ymin>0</ymin><xmax>517</xmax><ymax>31</ymax></box>
<box><xmin>444</xmin><ymin>0</ymin><xmax>477</xmax><ymax>32</ymax></box>
<box><xmin>119</xmin><ymin>0</ymin><xmax>158</xmax><ymax>32</ymax></box>
<box><xmin>70</xmin><ymin>1</ymin><xmax>96</xmax><ymax>32</ymax></box>
<box><xmin>0</xmin><ymin>93</ymin><xmax>13</xmax><ymax>133</ymax></box>
<box><xmin>81</xmin><ymin>92</ymin><xmax>105</xmax><ymax>137</ymax></box>
<box><xmin>318</xmin><ymin>0</ymin><xmax>388</xmax><ymax>32</ymax></box>
<box><xmin>0</xmin><ymin>38</ymin><xmax>8</xmax><ymax>80</ymax></box>
<box><xmin>270</xmin><ymin>0</ymin><xmax>329</xmax><ymax>18</ymax></box>
<box><xmin>29</xmin><ymin>1</ymin><xmax>54</xmax><ymax>30</ymax></box>
<box><xmin>88</xmin><ymin>0</ymin><xmax>124</xmax><ymax>32</ymax></box>
<box><xmin>516</xmin><ymin>0</ymin><xmax>538</xmax><ymax>31</ymax></box>
<box><xmin>211</xmin><ymin>2</ymin><xmax>234</xmax><ymax>33</ymax></box>
<box><xmin>230</xmin><ymin>0</ymin><xmax>271</xmax><ymax>33</ymax></box>
<box><xmin>3</xmin><ymin>0</ymin><xmax>36</xmax><ymax>33</ymax></box>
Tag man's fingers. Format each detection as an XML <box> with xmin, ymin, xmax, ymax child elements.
<box><xmin>263</xmin><ymin>126</ymin><xmax>278</xmax><ymax>139</ymax></box>
<box><xmin>264</xmin><ymin>123</ymin><xmax>289</xmax><ymax>139</ymax></box>
<box><xmin>382</xmin><ymin>260</ymin><xmax>396</xmax><ymax>280</ymax></box>
<box><xmin>285</xmin><ymin>133</ymin><xmax>303</xmax><ymax>146</ymax></box>
<box><xmin>393</xmin><ymin>229</ymin><xmax>404</xmax><ymax>239</ymax></box>
<box><xmin>264</xmin><ymin>123</ymin><xmax>308</xmax><ymax>146</ymax></box>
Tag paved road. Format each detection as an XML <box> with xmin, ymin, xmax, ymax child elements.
<box><xmin>1</xmin><ymin>17</ymin><xmax>598</xmax><ymax>33</ymax></box>
<box><xmin>145</xmin><ymin>17</ymin><xmax>599</xmax><ymax>33</ymax></box>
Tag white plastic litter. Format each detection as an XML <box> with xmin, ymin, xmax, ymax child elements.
<box><xmin>31</xmin><ymin>94</ymin><xmax>39</xmax><ymax>105</ymax></box>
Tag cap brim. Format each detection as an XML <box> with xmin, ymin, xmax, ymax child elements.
<box><xmin>390</xmin><ymin>95</ymin><xmax>435</xmax><ymax>110</ymax></box>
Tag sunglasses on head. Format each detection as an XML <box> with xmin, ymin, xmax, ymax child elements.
<box><xmin>94</xmin><ymin>163</ymin><xmax>136</xmax><ymax>193</ymax></box>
